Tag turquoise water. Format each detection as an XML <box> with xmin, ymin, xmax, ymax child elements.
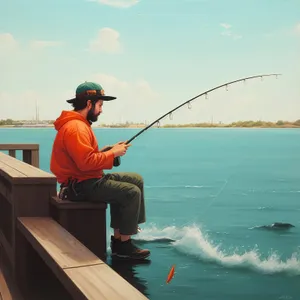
<box><xmin>1</xmin><ymin>127</ymin><xmax>300</xmax><ymax>299</ymax></box>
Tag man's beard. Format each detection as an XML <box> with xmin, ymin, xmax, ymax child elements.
<box><xmin>87</xmin><ymin>107</ymin><xmax>100</xmax><ymax>123</ymax></box>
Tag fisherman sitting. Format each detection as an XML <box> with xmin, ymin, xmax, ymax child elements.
<box><xmin>50</xmin><ymin>81</ymin><xmax>150</xmax><ymax>260</ymax></box>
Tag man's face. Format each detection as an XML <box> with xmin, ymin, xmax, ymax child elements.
<box><xmin>87</xmin><ymin>100</ymin><xmax>103</xmax><ymax>122</ymax></box>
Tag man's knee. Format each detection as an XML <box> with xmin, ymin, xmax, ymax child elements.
<box><xmin>131</xmin><ymin>172</ymin><xmax>144</xmax><ymax>186</ymax></box>
<box><xmin>126</xmin><ymin>185</ymin><xmax>141</xmax><ymax>202</ymax></box>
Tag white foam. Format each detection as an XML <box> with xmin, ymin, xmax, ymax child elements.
<box><xmin>135</xmin><ymin>224</ymin><xmax>300</xmax><ymax>276</ymax></box>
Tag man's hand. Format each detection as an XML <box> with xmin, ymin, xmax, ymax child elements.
<box><xmin>100</xmin><ymin>141</ymin><xmax>128</xmax><ymax>152</ymax></box>
<box><xmin>111</xmin><ymin>142</ymin><xmax>131</xmax><ymax>157</ymax></box>
<box><xmin>113</xmin><ymin>141</ymin><xmax>127</xmax><ymax>146</ymax></box>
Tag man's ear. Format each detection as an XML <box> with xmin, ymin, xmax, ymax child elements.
<box><xmin>86</xmin><ymin>99</ymin><xmax>92</xmax><ymax>109</ymax></box>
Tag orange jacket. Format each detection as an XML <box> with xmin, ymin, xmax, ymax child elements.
<box><xmin>50</xmin><ymin>110</ymin><xmax>115</xmax><ymax>184</ymax></box>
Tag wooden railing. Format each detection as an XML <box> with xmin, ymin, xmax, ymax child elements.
<box><xmin>0</xmin><ymin>150</ymin><xmax>56</xmax><ymax>299</ymax></box>
<box><xmin>0</xmin><ymin>145</ymin><xmax>148</xmax><ymax>300</ymax></box>
<box><xmin>0</xmin><ymin>144</ymin><xmax>39</xmax><ymax>168</ymax></box>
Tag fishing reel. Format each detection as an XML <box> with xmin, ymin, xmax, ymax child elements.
<box><xmin>101</xmin><ymin>146</ymin><xmax>121</xmax><ymax>167</ymax></box>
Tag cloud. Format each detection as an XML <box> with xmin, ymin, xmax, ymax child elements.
<box><xmin>0</xmin><ymin>88</ymin><xmax>79</xmax><ymax>121</ymax></box>
<box><xmin>88</xmin><ymin>0</ymin><xmax>139</xmax><ymax>8</ymax></box>
<box><xmin>91</xmin><ymin>73</ymin><xmax>158</xmax><ymax>101</ymax></box>
<box><xmin>0</xmin><ymin>33</ymin><xmax>18</xmax><ymax>52</ymax></box>
<box><xmin>0</xmin><ymin>73</ymin><xmax>159</xmax><ymax>123</ymax></box>
<box><xmin>30</xmin><ymin>40</ymin><xmax>62</xmax><ymax>49</ymax></box>
<box><xmin>0</xmin><ymin>33</ymin><xmax>63</xmax><ymax>56</ymax></box>
<box><xmin>220</xmin><ymin>23</ymin><xmax>242</xmax><ymax>40</ymax></box>
<box><xmin>86</xmin><ymin>73</ymin><xmax>159</xmax><ymax>123</ymax></box>
<box><xmin>0</xmin><ymin>90</ymin><xmax>41</xmax><ymax>120</ymax></box>
<box><xmin>88</xmin><ymin>28</ymin><xmax>122</xmax><ymax>53</ymax></box>
<box><xmin>220</xmin><ymin>23</ymin><xmax>231</xmax><ymax>30</ymax></box>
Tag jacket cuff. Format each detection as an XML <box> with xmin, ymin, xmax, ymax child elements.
<box><xmin>103</xmin><ymin>149</ymin><xmax>115</xmax><ymax>169</ymax></box>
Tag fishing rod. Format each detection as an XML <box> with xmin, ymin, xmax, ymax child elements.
<box><xmin>109</xmin><ymin>73</ymin><xmax>281</xmax><ymax>166</ymax></box>
<box><xmin>126</xmin><ymin>73</ymin><xmax>281</xmax><ymax>144</ymax></box>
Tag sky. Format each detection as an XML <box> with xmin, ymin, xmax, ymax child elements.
<box><xmin>0</xmin><ymin>0</ymin><xmax>299</xmax><ymax>125</ymax></box>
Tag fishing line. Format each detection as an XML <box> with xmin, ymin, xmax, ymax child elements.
<box><xmin>179</xmin><ymin>130</ymin><xmax>251</xmax><ymax>229</ymax></box>
<box><xmin>112</xmin><ymin>74</ymin><xmax>281</xmax><ymax>166</ymax></box>
<box><xmin>125</xmin><ymin>73</ymin><xmax>281</xmax><ymax>145</ymax></box>
<box><xmin>111</xmin><ymin>74</ymin><xmax>281</xmax><ymax>220</ymax></box>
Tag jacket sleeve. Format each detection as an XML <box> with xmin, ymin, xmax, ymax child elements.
<box><xmin>63</xmin><ymin>122</ymin><xmax>115</xmax><ymax>171</ymax></box>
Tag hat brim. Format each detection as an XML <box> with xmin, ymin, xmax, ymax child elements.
<box><xmin>66</xmin><ymin>95</ymin><xmax>117</xmax><ymax>103</ymax></box>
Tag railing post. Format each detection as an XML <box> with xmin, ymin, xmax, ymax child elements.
<box><xmin>22</xmin><ymin>149</ymin><xmax>39</xmax><ymax>168</ymax></box>
<box><xmin>0</xmin><ymin>144</ymin><xmax>39</xmax><ymax>168</ymax></box>
<box><xmin>8</xmin><ymin>150</ymin><xmax>16</xmax><ymax>158</ymax></box>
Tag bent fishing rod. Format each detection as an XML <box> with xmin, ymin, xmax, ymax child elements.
<box><xmin>108</xmin><ymin>73</ymin><xmax>281</xmax><ymax>166</ymax></box>
<box><xmin>125</xmin><ymin>73</ymin><xmax>281</xmax><ymax>145</ymax></box>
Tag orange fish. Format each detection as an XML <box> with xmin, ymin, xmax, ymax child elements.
<box><xmin>166</xmin><ymin>265</ymin><xmax>175</xmax><ymax>284</ymax></box>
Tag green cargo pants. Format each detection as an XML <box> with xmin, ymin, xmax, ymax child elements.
<box><xmin>76</xmin><ymin>172</ymin><xmax>146</xmax><ymax>235</ymax></box>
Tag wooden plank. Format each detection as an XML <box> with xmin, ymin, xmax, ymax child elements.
<box><xmin>16</xmin><ymin>217</ymin><xmax>147</xmax><ymax>300</ymax></box>
<box><xmin>0</xmin><ymin>266</ymin><xmax>13</xmax><ymax>300</ymax></box>
<box><xmin>64</xmin><ymin>264</ymin><xmax>148</xmax><ymax>300</ymax></box>
<box><xmin>0</xmin><ymin>161</ymin><xmax>26</xmax><ymax>179</ymax></box>
<box><xmin>13</xmin><ymin>184</ymin><xmax>55</xmax><ymax>218</ymax></box>
<box><xmin>0</xmin><ymin>152</ymin><xmax>52</xmax><ymax>178</ymax></box>
<box><xmin>0</xmin><ymin>153</ymin><xmax>56</xmax><ymax>185</ymax></box>
<box><xmin>0</xmin><ymin>144</ymin><xmax>39</xmax><ymax>151</ymax></box>
<box><xmin>17</xmin><ymin>217</ymin><xmax>103</xmax><ymax>269</ymax></box>
<box><xmin>50</xmin><ymin>196</ymin><xmax>107</xmax><ymax>260</ymax></box>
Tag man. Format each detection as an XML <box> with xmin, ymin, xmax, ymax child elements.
<box><xmin>50</xmin><ymin>81</ymin><xmax>150</xmax><ymax>260</ymax></box>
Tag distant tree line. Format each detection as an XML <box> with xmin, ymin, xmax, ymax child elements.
<box><xmin>0</xmin><ymin>119</ymin><xmax>53</xmax><ymax>126</ymax></box>
<box><xmin>1</xmin><ymin>119</ymin><xmax>300</xmax><ymax>128</ymax></box>
<box><xmin>0</xmin><ymin>119</ymin><xmax>23</xmax><ymax>126</ymax></box>
<box><xmin>100</xmin><ymin>119</ymin><xmax>300</xmax><ymax>128</ymax></box>
<box><xmin>163</xmin><ymin>119</ymin><xmax>300</xmax><ymax>128</ymax></box>
<box><xmin>99</xmin><ymin>121</ymin><xmax>146</xmax><ymax>128</ymax></box>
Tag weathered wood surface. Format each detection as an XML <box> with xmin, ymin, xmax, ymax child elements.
<box><xmin>18</xmin><ymin>217</ymin><xmax>101</xmax><ymax>269</ymax></box>
<box><xmin>0</xmin><ymin>148</ymin><xmax>148</xmax><ymax>299</ymax></box>
<box><xmin>64</xmin><ymin>264</ymin><xmax>148</xmax><ymax>300</ymax></box>
<box><xmin>0</xmin><ymin>144</ymin><xmax>39</xmax><ymax>151</ymax></box>
<box><xmin>0</xmin><ymin>144</ymin><xmax>39</xmax><ymax>168</ymax></box>
<box><xmin>0</xmin><ymin>151</ymin><xmax>57</xmax><ymax>264</ymax></box>
<box><xmin>18</xmin><ymin>217</ymin><xmax>148</xmax><ymax>300</ymax></box>
<box><xmin>0</xmin><ymin>152</ymin><xmax>51</xmax><ymax>184</ymax></box>
<box><xmin>50</xmin><ymin>196</ymin><xmax>107</xmax><ymax>260</ymax></box>
<box><xmin>0</xmin><ymin>151</ymin><xmax>57</xmax><ymax>299</ymax></box>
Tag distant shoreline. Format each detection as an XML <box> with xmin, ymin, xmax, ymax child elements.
<box><xmin>1</xmin><ymin>124</ymin><xmax>300</xmax><ymax>129</ymax></box>
<box><xmin>1</xmin><ymin>119</ymin><xmax>300</xmax><ymax>129</ymax></box>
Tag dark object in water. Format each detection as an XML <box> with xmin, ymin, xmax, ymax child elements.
<box><xmin>260</xmin><ymin>222</ymin><xmax>295</xmax><ymax>230</ymax></box>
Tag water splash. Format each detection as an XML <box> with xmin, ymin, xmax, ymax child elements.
<box><xmin>134</xmin><ymin>224</ymin><xmax>300</xmax><ymax>276</ymax></box>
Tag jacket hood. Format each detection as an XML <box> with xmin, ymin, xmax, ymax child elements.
<box><xmin>53</xmin><ymin>110</ymin><xmax>90</xmax><ymax>130</ymax></box>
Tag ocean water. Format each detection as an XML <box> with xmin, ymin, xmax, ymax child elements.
<box><xmin>1</xmin><ymin>127</ymin><xmax>300</xmax><ymax>300</ymax></box>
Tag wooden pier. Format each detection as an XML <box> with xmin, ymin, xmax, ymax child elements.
<box><xmin>0</xmin><ymin>144</ymin><xmax>148</xmax><ymax>300</ymax></box>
